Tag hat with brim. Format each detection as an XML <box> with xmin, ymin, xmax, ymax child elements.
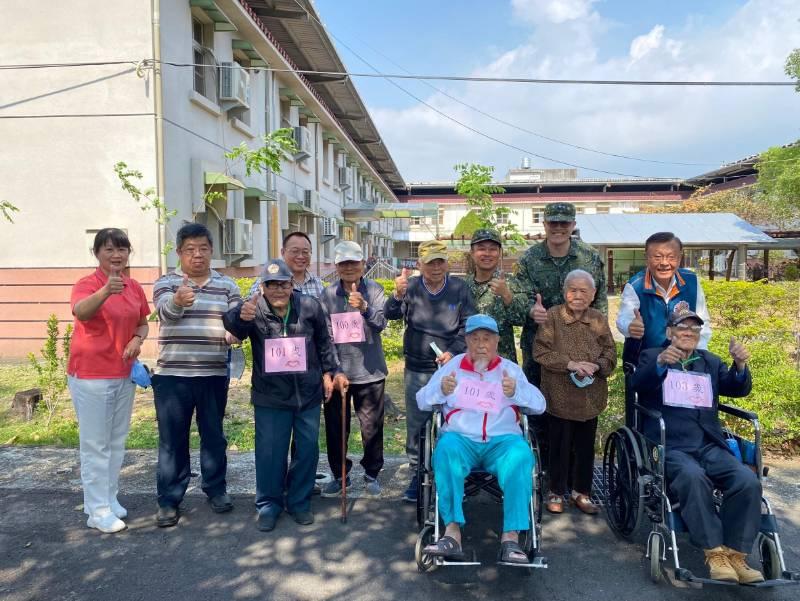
<box><xmin>418</xmin><ymin>240</ymin><xmax>448</xmax><ymax>264</ymax></box>
<box><xmin>465</xmin><ymin>314</ymin><xmax>499</xmax><ymax>334</ymax></box>
<box><xmin>668</xmin><ymin>301</ymin><xmax>704</xmax><ymax>327</ymax></box>
<box><xmin>261</xmin><ymin>259</ymin><xmax>292</xmax><ymax>282</ymax></box>
<box><xmin>334</xmin><ymin>241</ymin><xmax>363</xmax><ymax>264</ymax></box>
<box><xmin>544</xmin><ymin>202</ymin><xmax>576</xmax><ymax>222</ymax></box>
<box><xmin>471</xmin><ymin>228</ymin><xmax>502</xmax><ymax>246</ymax></box>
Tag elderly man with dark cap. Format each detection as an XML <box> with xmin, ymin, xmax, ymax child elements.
<box><xmin>319</xmin><ymin>241</ymin><xmax>389</xmax><ymax>498</ymax></box>
<box><xmin>386</xmin><ymin>239</ymin><xmax>476</xmax><ymax>502</ymax></box>
<box><xmin>223</xmin><ymin>259</ymin><xmax>346</xmax><ymax>532</ymax></box>
<box><xmin>466</xmin><ymin>228</ymin><xmax>530</xmax><ymax>362</ymax></box>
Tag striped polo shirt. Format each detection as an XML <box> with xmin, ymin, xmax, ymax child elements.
<box><xmin>152</xmin><ymin>268</ymin><xmax>242</xmax><ymax>376</ymax></box>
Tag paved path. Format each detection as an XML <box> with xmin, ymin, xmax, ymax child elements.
<box><xmin>1</xmin><ymin>447</ymin><xmax>799</xmax><ymax>601</ymax></box>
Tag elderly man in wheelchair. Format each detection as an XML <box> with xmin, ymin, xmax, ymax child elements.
<box><xmin>415</xmin><ymin>314</ymin><xmax>545</xmax><ymax>565</ymax></box>
<box><xmin>631</xmin><ymin>302</ymin><xmax>765</xmax><ymax>583</ymax></box>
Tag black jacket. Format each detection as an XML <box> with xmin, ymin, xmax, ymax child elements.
<box><xmin>632</xmin><ymin>346</ymin><xmax>752</xmax><ymax>453</ymax></box>
<box><xmin>223</xmin><ymin>291</ymin><xmax>339</xmax><ymax>410</ymax></box>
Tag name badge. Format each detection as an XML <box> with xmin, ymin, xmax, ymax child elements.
<box><xmin>264</xmin><ymin>336</ymin><xmax>307</xmax><ymax>373</ymax></box>
<box><xmin>331</xmin><ymin>311</ymin><xmax>365</xmax><ymax>344</ymax></box>
<box><xmin>455</xmin><ymin>378</ymin><xmax>505</xmax><ymax>415</ymax></box>
<box><xmin>663</xmin><ymin>369</ymin><xmax>713</xmax><ymax>409</ymax></box>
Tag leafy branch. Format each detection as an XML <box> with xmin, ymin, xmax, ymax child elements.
<box><xmin>1</xmin><ymin>200</ymin><xmax>20</xmax><ymax>223</ymax></box>
<box><xmin>225</xmin><ymin>128</ymin><xmax>297</xmax><ymax>177</ymax></box>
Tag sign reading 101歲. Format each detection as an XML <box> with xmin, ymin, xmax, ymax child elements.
<box><xmin>454</xmin><ymin>379</ymin><xmax>505</xmax><ymax>415</ymax></box>
<box><xmin>264</xmin><ymin>337</ymin><xmax>307</xmax><ymax>373</ymax></box>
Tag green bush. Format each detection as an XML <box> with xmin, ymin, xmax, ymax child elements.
<box><xmin>783</xmin><ymin>263</ymin><xmax>799</xmax><ymax>281</ymax></box>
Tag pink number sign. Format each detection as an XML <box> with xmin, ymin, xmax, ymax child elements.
<box><xmin>455</xmin><ymin>379</ymin><xmax>505</xmax><ymax>415</ymax></box>
<box><xmin>663</xmin><ymin>369</ymin><xmax>713</xmax><ymax>409</ymax></box>
<box><xmin>331</xmin><ymin>311</ymin><xmax>365</xmax><ymax>344</ymax></box>
<box><xmin>264</xmin><ymin>336</ymin><xmax>307</xmax><ymax>373</ymax></box>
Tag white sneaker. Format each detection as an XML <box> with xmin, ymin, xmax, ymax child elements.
<box><xmin>110</xmin><ymin>500</ymin><xmax>127</xmax><ymax>519</ymax></box>
<box><xmin>87</xmin><ymin>512</ymin><xmax>126</xmax><ymax>533</ymax></box>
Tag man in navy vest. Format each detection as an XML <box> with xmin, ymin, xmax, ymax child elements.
<box><xmin>616</xmin><ymin>232</ymin><xmax>711</xmax><ymax>426</ymax></box>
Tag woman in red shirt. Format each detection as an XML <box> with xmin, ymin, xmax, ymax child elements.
<box><xmin>68</xmin><ymin>228</ymin><xmax>150</xmax><ymax>533</ymax></box>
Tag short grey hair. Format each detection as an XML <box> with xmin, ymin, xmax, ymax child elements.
<box><xmin>563</xmin><ymin>269</ymin><xmax>596</xmax><ymax>292</ymax></box>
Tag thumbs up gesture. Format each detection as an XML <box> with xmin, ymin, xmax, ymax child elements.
<box><xmin>728</xmin><ymin>336</ymin><xmax>750</xmax><ymax>370</ymax></box>
<box><xmin>394</xmin><ymin>267</ymin><xmax>410</xmax><ymax>300</ymax></box>
<box><xmin>530</xmin><ymin>293</ymin><xmax>547</xmax><ymax>324</ymax></box>
<box><xmin>240</xmin><ymin>287</ymin><xmax>261</xmax><ymax>322</ymax></box>
<box><xmin>348</xmin><ymin>282</ymin><xmax>367</xmax><ymax>312</ymax></box>
<box><xmin>104</xmin><ymin>265</ymin><xmax>125</xmax><ymax>296</ymax></box>
<box><xmin>441</xmin><ymin>372</ymin><xmax>457</xmax><ymax>396</ymax></box>
<box><xmin>629</xmin><ymin>308</ymin><xmax>645</xmax><ymax>339</ymax></box>
<box><xmin>501</xmin><ymin>369</ymin><xmax>516</xmax><ymax>398</ymax></box>
<box><xmin>488</xmin><ymin>274</ymin><xmax>512</xmax><ymax>305</ymax></box>
<box><xmin>173</xmin><ymin>274</ymin><xmax>196</xmax><ymax>307</ymax></box>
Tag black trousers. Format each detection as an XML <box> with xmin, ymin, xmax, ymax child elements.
<box><xmin>666</xmin><ymin>443</ymin><xmax>762</xmax><ymax>552</ymax></box>
<box><xmin>152</xmin><ymin>375</ymin><xmax>228</xmax><ymax>508</ymax></box>
<box><xmin>547</xmin><ymin>414</ymin><xmax>598</xmax><ymax>496</ymax></box>
<box><xmin>324</xmin><ymin>379</ymin><xmax>386</xmax><ymax>479</ymax></box>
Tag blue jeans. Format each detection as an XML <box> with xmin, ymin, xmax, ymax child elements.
<box><xmin>254</xmin><ymin>403</ymin><xmax>321</xmax><ymax>516</ymax></box>
<box><xmin>433</xmin><ymin>432</ymin><xmax>533</xmax><ymax>532</ymax></box>
<box><xmin>152</xmin><ymin>375</ymin><xmax>229</xmax><ymax>508</ymax></box>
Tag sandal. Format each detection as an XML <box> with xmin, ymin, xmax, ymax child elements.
<box><xmin>570</xmin><ymin>493</ymin><xmax>599</xmax><ymax>515</ymax></box>
<box><xmin>499</xmin><ymin>540</ymin><xmax>529</xmax><ymax>564</ymax></box>
<box><xmin>423</xmin><ymin>535</ymin><xmax>466</xmax><ymax>559</ymax></box>
<box><xmin>546</xmin><ymin>493</ymin><xmax>563</xmax><ymax>514</ymax></box>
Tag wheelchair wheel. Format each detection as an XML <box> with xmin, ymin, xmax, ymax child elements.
<box><xmin>603</xmin><ymin>429</ymin><xmax>644</xmax><ymax>539</ymax></box>
<box><xmin>648</xmin><ymin>534</ymin><xmax>662</xmax><ymax>583</ymax></box>
<box><xmin>416</xmin><ymin>418</ymin><xmax>433</xmax><ymax>529</ymax></box>
<box><xmin>415</xmin><ymin>525</ymin><xmax>438</xmax><ymax>572</ymax></box>
<box><xmin>759</xmin><ymin>535</ymin><xmax>781</xmax><ymax>580</ymax></box>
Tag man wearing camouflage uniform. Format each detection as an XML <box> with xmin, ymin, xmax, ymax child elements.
<box><xmin>516</xmin><ymin>203</ymin><xmax>607</xmax><ymax>463</ymax></box>
<box><xmin>464</xmin><ymin>229</ymin><xmax>530</xmax><ymax>363</ymax></box>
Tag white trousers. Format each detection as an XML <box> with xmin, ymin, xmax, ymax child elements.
<box><xmin>68</xmin><ymin>376</ymin><xmax>135</xmax><ymax>517</ymax></box>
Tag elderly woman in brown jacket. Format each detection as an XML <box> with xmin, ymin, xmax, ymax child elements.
<box><xmin>534</xmin><ymin>269</ymin><xmax>616</xmax><ymax>515</ymax></box>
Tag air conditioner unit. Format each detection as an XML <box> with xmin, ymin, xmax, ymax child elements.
<box><xmin>338</xmin><ymin>166</ymin><xmax>351</xmax><ymax>190</ymax></box>
<box><xmin>303</xmin><ymin>189</ymin><xmax>319</xmax><ymax>213</ymax></box>
<box><xmin>219</xmin><ymin>62</ymin><xmax>250</xmax><ymax>108</ymax></box>
<box><xmin>223</xmin><ymin>218</ymin><xmax>253</xmax><ymax>254</ymax></box>
<box><xmin>293</xmin><ymin>126</ymin><xmax>312</xmax><ymax>160</ymax></box>
<box><xmin>322</xmin><ymin>217</ymin><xmax>337</xmax><ymax>237</ymax></box>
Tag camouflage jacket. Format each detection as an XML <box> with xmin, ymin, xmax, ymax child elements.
<box><xmin>465</xmin><ymin>272</ymin><xmax>529</xmax><ymax>363</ymax></box>
<box><xmin>516</xmin><ymin>239</ymin><xmax>608</xmax><ymax>364</ymax></box>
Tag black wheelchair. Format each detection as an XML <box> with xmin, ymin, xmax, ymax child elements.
<box><xmin>414</xmin><ymin>406</ymin><xmax>547</xmax><ymax>572</ymax></box>
<box><xmin>602</xmin><ymin>368</ymin><xmax>800</xmax><ymax>586</ymax></box>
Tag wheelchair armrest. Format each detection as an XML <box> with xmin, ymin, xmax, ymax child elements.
<box><xmin>633</xmin><ymin>402</ymin><xmax>662</xmax><ymax>421</ymax></box>
<box><xmin>518</xmin><ymin>406</ymin><xmax>540</xmax><ymax>416</ymax></box>
<box><xmin>719</xmin><ymin>403</ymin><xmax>757</xmax><ymax>422</ymax></box>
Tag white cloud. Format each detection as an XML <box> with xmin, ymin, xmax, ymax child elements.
<box><xmin>372</xmin><ymin>0</ymin><xmax>800</xmax><ymax>183</ymax></box>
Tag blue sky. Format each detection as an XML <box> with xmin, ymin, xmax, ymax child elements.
<box><xmin>313</xmin><ymin>0</ymin><xmax>800</xmax><ymax>183</ymax></box>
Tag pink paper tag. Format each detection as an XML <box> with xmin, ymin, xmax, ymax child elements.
<box><xmin>454</xmin><ymin>378</ymin><xmax>505</xmax><ymax>415</ymax></box>
<box><xmin>331</xmin><ymin>311</ymin><xmax>365</xmax><ymax>344</ymax></box>
<box><xmin>663</xmin><ymin>369</ymin><xmax>713</xmax><ymax>409</ymax></box>
<box><xmin>264</xmin><ymin>336</ymin><xmax>307</xmax><ymax>373</ymax></box>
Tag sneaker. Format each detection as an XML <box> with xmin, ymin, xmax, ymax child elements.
<box><xmin>321</xmin><ymin>476</ymin><xmax>351</xmax><ymax>498</ymax></box>
<box><xmin>209</xmin><ymin>493</ymin><xmax>234</xmax><ymax>513</ymax></box>
<box><xmin>87</xmin><ymin>512</ymin><xmax>126</xmax><ymax>534</ymax></box>
<box><xmin>704</xmin><ymin>546</ymin><xmax>739</xmax><ymax>582</ymax></box>
<box><xmin>364</xmin><ymin>476</ymin><xmax>381</xmax><ymax>498</ymax></box>
<box><xmin>725</xmin><ymin>547</ymin><xmax>765</xmax><ymax>584</ymax></box>
<box><xmin>292</xmin><ymin>510</ymin><xmax>314</xmax><ymax>525</ymax></box>
<box><xmin>110</xmin><ymin>499</ymin><xmax>127</xmax><ymax>519</ymax></box>
<box><xmin>156</xmin><ymin>505</ymin><xmax>180</xmax><ymax>528</ymax></box>
<box><xmin>402</xmin><ymin>475</ymin><xmax>418</xmax><ymax>503</ymax></box>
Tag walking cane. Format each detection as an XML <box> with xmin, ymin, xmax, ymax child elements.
<box><xmin>341</xmin><ymin>383</ymin><xmax>349</xmax><ymax>524</ymax></box>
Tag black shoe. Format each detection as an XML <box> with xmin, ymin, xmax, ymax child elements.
<box><xmin>209</xmin><ymin>493</ymin><xmax>234</xmax><ymax>513</ymax></box>
<box><xmin>156</xmin><ymin>505</ymin><xmax>179</xmax><ymax>528</ymax></box>
<box><xmin>292</xmin><ymin>510</ymin><xmax>314</xmax><ymax>525</ymax></box>
<box><xmin>402</xmin><ymin>475</ymin><xmax>418</xmax><ymax>503</ymax></box>
<box><xmin>257</xmin><ymin>511</ymin><xmax>278</xmax><ymax>532</ymax></box>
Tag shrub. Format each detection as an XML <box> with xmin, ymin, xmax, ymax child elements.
<box><xmin>28</xmin><ymin>314</ymin><xmax>73</xmax><ymax>427</ymax></box>
<box><xmin>783</xmin><ymin>263</ymin><xmax>799</xmax><ymax>281</ymax></box>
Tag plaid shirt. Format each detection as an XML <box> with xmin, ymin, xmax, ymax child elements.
<box><xmin>248</xmin><ymin>270</ymin><xmax>324</xmax><ymax>298</ymax></box>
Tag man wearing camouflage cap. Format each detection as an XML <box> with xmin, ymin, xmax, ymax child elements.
<box><xmin>515</xmin><ymin>203</ymin><xmax>607</xmax><ymax>462</ymax></box>
<box><xmin>466</xmin><ymin>229</ymin><xmax>530</xmax><ymax>362</ymax></box>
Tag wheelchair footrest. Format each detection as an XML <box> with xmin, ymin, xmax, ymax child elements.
<box><xmin>438</xmin><ymin>549</ymin><xmax>481</xmax><ymax>567</ymax></box>
<box><xmin>497</xmin><ymin>556</ymin><xmax>548</xmax><ymax>569</ymax></box>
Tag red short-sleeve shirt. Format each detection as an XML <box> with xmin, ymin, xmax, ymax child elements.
<box><xmin>67</xmin><ymin>268</ymin><xmax>151</xmax><ymax>379</ymax></box>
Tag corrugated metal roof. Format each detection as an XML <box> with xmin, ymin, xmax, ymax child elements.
<box><xmin>575</xmin><ymin>213</ymin><xmax>777</xmax><ymax>247</ymax></box>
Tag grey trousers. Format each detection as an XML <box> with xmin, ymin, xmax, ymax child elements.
<box><xmin>404</xmin><ymin>369</ymin><xmax>434</xmax><ymax>469</ymax></box>
<box><xmin>666</xmin><ymin>442</ymin><xmax>762</xmax><ymax>552</ymax></box>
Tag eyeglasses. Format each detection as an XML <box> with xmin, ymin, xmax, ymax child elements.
<box><xmin>264</xmin><ymin>281</ymin><xmax>293</xmax><ymax>290</ymax></box>
<box><xmin>285</xmin><ymin>249</ymin><xmax>311</xmax><ymax>257</ymax></box>
<box><xmin>649</xmin><ymin>254</ymin><xmax>679</xmax><ymax>262</ymax></box>
<box><xmin>673</xmin><ymin>323</ymin><xmax>701</xmax><ymax>332</ymax></box>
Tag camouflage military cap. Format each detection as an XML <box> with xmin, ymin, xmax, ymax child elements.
<box><xmin>471</xmin><ymin>228</ymin><xmax>502</xmax><ymax>246</ymax></box>
<box><xmin>544</xmin><ymin>202</ymin><xmax>576</xmax><ymax>222</ymax></box>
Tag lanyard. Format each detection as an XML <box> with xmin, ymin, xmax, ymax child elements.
<box><xmin>679</xmin><ymin>354</ymin><xmax>700</xmax><ymax>371</ymax></box>
<box><xmin>281</xmin><ymin>300</ymin><xmax>292</xmax><ymax>337</ymax></box>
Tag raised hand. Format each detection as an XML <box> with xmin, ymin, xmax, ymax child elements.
<box><xmin>348</xmin><ymin>282</ymin><xmax>367</xmax><ymax>312</ymax></box>
<box><xmin>657</xmin><ymin>342</ymin><xmax>685</xmax><ymax>367</ymax></box>
<box><xmin>530</xmin><ymin>293</ymin><xmax>547</xmax><ymax>324</ymax></box>
<box><xmin>394</xmin><ymin>267</ymin><xmax>410</xmax><ymax>299</ymax></box>
<box><xmin>441</xmin><ymin>372</ymin><xmax>457</xmax><ymax>396</ymax></box>
<box><xmin>629</xmin><ymin>308</ymin><xmax>645</xmax><ymax>339</ymax></box>
<box><xmin>105</xmin><ymin>265</ymin><xmax>125</xmax><ymax>296</ymax></box>
<box><xmin>173</xmin><ymin>274</ymin><xmax>196</xmax><ymax>308</ymax></box>
<box><xmin>488</xmin><ymin>274</ymin><xmax>512</xmax><ymax>305</ymax></box>
<box><xmin>501</xmin><ymin>369</ymin><xmax>516</xmax><ymax>398</ymax></box>
<box><xmin>436</xmin><ymin>351</ymin><xmax>453</xmax><ymax>366</ymax></box>
<box><xmin>239</xmin><ymin>287</ymin><xmax>260</xmax><ymax>322</ymax></box>
<box><xmin>729</xmin><ymin>336</ymin><xmax>750</xmax><ymax>369</ymax></box>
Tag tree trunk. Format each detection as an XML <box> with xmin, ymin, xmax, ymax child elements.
<box><xmin>725</xmin><ymin>249</ymin><xmax>736</xmax><ymax>281</ymax></box>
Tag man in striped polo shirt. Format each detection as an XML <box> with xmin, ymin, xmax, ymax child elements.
<box><xmin>151</xmin><ymin>223</ymin><xmax>242</xmax><ymax>527</ymax></box>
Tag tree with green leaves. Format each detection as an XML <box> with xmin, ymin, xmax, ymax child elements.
<box><xmin>452</xmin><ymin>210</ymin><xmax>484</xmax><ymax>238</ymax></box>
<box><xmin>786</xmin><ymin>48</ymin><xmax>800</xmax><ymax>92</ymax></box>
<box><xmin>756</xmin><ymin>142</ymin><xmax>800</xmax><ymax>214</ymax></box>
